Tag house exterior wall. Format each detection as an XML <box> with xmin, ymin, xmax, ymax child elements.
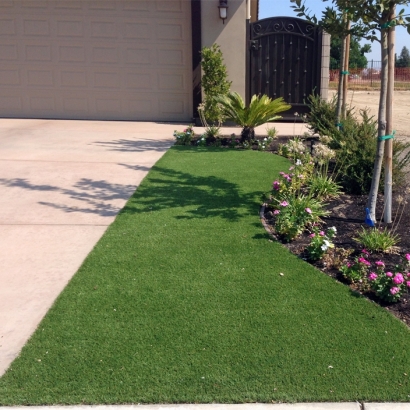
<box><xmin>201</xmin><ymin>0</ymin><xmax>247</xmax><ymax>99</ymax></box>
<box><xmin>0</xmin><ymin>0</ymin><xmax>193</xmax><ymax>121</ymax></box>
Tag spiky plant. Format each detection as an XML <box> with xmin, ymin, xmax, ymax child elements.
<box><xmin>215</xmin><ymin>92</ymin><xmax>291</xmax><ymax>142</ymax></box>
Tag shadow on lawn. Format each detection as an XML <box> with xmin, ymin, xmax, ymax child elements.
<box><xmin>121</xmin><ymin>165</ymin><xmax>266</xmax><ymax>222</ymax></box>
<box><xmin>0</xmin><ymin>177</ymin><xmax>136</xmax><ymax>217</ymax></box>
<box><xmin>93</xmin><ymin>138</ymin><xmax>172</xmax><ymax>153</ymax></box>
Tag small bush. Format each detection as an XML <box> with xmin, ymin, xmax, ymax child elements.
<box><xmin>200</xmin><ymin>44</ymin><xmax>231</xmax><ymax>124</ymax></box>
<box><xmin>174</xmin><ymin>125</ymin><xmax>194</xmax><ymax>146</ymax></box>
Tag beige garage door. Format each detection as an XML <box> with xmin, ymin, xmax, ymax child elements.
<box><xmin>0</xmin><ymin>0</ymin><xmax>192</xmax><ymax>121</ymax></box>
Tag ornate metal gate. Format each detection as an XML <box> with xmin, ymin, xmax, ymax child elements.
<box><xmin>249</xmin><ymin>17</ymin><xmax>324</xmax><ymax>121</ymax></box>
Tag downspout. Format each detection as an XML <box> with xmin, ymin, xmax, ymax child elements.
<box><xmin>245</xmin><ymin>0</ymin><xmax>251</xmax><ymax>104</ymax></box>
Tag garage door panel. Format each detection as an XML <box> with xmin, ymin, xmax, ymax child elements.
<box><xmin>0</xmin><ymin>0</ymin><xmax>192</xmax><ymax>121</ymax></box>
<box><xmin>0</xmin><ymin>19</ymin><xmax>16</xmax><ymax>35</ymax></box>
<box><xmin>56</xmin><ymin>19</ymin><xmax>84</xmax><ymax>38</ymax></box>
<box><xmin>27</xmin><ymin>69</ymin><xmax>54</xmax><ymax>87</ymax></box>
<box><xmin>0</xmin><ymin>69</ymin><xmax>21</xmax><ymax>86</ymax></box>
<box><xmin>0</xmin><ymin>95</ymin><xmax>23</xmax><ymax>112</ymax></box>
<box><xmin>0</xmin><ymin>44</ymin><xmax>18</xmax><ymax>61</ymax></box>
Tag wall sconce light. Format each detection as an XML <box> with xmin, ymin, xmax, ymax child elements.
<box><xmin>218</xmin><ymin>0</ymin><xmax>228</xmax><ymax>24</ymax></box>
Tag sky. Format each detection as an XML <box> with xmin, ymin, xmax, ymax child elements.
<box><xmin>258</xmin><ymin>0</ymin><xmax>410</xmax><ymax>63</ymax></box>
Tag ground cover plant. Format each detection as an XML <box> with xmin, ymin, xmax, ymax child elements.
<box><xmin>0</xmin><ymin>147</ymin><xmax>409</xmax><ymax>404</ymax></box>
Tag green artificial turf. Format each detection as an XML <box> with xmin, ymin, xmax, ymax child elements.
<box><xmin>0</xmin><ymin>147</ymin><xmax>409</xmax><ymax>404</ymax></box>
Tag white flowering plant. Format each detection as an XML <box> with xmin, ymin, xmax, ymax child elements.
<box><xmin>278</xmin><ymin>137</ymin><xmax>309</xmax><ymax>161</ymax></box>
<box><xmin>306</xmin><ymin>226</ymin><xmax>336</xmax><ymax>261</ymax></box>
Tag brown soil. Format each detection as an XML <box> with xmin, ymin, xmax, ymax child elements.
<box><xmin>263</xmin><ymin>190</ymin><xmax>410</xmax><ymax>327</ymax></box>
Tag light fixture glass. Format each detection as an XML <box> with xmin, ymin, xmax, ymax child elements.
<box><xmin>218</xmin><ymin>0</ymin><xmax>228</xmax><ymax>23</ymax></box>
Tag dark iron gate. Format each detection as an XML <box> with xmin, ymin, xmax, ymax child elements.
<box><xmin>249</xmin><ymin>17</ymin><xmax>323</xmax><ymax>121</ymax></box>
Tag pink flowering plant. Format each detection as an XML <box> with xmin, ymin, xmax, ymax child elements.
<box><xmin>341</xmin><ymin>252</ymin><xmax>410</xmax><ymax>302</ymax></box>
<box><xmin>340</xmin><ymin>249</ymin><xmax>372</xmax><ymax>285</ymax></box>
<box><xmin>272</xmin><ymin>194</ymin><xmax>329</xmax><ymax>241</ymax></box>
<box><xmin>271</xmin><ymin>160</ymin><xmax>314</xmax><ymax>201</ymax></box>
<box><xmin>368</xmin><ymin>254</ymin><xmax>410</xmax><ymax>302</ymax></box>
<box><xmin>173</xmin><ymin>125</ymin><xmax>194</xmax><ymax>146</ymax></box>
<box><xmin>306</xmin><ymin>226</ymin><xmax>337</xmax><ymax>261</ymax></box>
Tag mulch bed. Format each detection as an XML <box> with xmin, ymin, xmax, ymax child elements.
<box><xmin>262</xmin><ymin>192</ymin><xmax>410</xmax><ymax>327</ymax></box>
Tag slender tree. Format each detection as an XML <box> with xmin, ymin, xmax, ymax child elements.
<box><xmin>291</xmin><ymin>0</ymin><xmax>410</xmax><ymax>223</ymax></box>
<box><xmin>330</xmin><ymin>36</ymin><xmax>371</xmax><ymax>69</ymax></box>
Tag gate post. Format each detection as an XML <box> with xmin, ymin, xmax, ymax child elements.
<box><xmin>320</xmin><ymin>31</ymin><xmax>331</xmax><ymax>101</ymax></box>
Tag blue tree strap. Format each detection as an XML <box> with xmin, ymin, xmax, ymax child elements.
<box><xmin>335</xmin><ymin>122</ymin><xmax>343</xmax><ymax>127</ymax></box>
<box><xmin>378</xmin><ymin>130</ymin><xmax>396</xmax><ymax>141</ymax></box>
<box><xmin>340</xmin><ymin>70</ymin><xmax>349</xmax><ymax>75</ymax></box>
<box><xmin>380</xmin><ymin>20</ymin><xmax>397</xmax><ymax>29</ymax></box>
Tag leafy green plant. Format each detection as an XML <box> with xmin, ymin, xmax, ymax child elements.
<box><xmin>215</xmin><ymin>92</ymin><xmax>291</xmax><ymax>142</ymax></box>
<box><xmin>354</xmin><ymin>227</ymin><xmax>399</xmax><ymax>252</ymax></box>
<box><xmin>271</xmin><ymin>161</ymin><xmax>314</xmax><ymax>201</ymax></box>
<box><xmin>272</xmin><ymin>195</ymin><xmax>329</xmax><ymax>242</ymax></box>
<box><xmin>200</xmin><ymin>44</ymin><xmax>231</xmax><ymax>124</ymax></box>
<box><xmin>173</xmin><ymin>125</ymin><xmax>194</xmax><ymax>146</ymax></box>
<box><xmin>266</xmin><ymin>125</ymin><xmax>278</xmax><ymax>139</ymax></box>
<box><xmin>196</xmin><ymin>135</ymin><xmax>207</xmax><ymax>147</ymax></box>
<box><xmin>198</xmin><ymin>103</ymin><xmax>221</xmax><ymax>144</ymax></box>
<box><xmin>307</xmin><ymin>174</ymin><xmax>342</xmax><ymax>200</ymax></box>
<box><xmin>255</xmin><ymin>136</ymin><xmax>274</xmax><ymax>151</ymax></box>
<box><xmin>306</xmin><ymin>226</ymin><xmax>337</xmax><ymax>261</ymax></box>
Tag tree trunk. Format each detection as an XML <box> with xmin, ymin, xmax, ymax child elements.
<box><xmin>367</xmin><ymin>28</ymin><xmax>389</xmax><ymax>222</ymax></box>
<box><xmin>342</xmin><ymin>22</ymin><xmax>351</xmax><ymax>119</ymax></box>
<box><xmin>384</xmin><ymin>6</ymin><xmax>395</xmax><ymax>223</ymax></box>
<box><xmin>335</xmin><ymin>13</ymin><xmax>347</xmax><ymax>128</ymax></box>
<box><xmin>241</xmin><ymin>127</ymin><xmax>255</xmax><ymax>143</ymax></box>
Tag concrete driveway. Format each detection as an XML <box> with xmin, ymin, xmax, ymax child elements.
<box><xmin>0</xmin><ymin>119</ymin><xmax>176</xmax><ymax>376</ymax></box>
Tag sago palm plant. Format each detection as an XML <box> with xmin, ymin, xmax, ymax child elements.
<box><xmin>215</xmin><ymin>92</ymin><xmax>291</xmax><ymax>142</ymax></box>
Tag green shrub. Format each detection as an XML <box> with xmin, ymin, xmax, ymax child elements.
<box><xmin>353</xmin><ymin>226</ymin><xmax>399</xmax><ymax>252</ymax></box>
<box><xmin>305</xmin><ymin>94</ymin><xmax>410</xmax><ymax>194</ymax></box>
<box><xmin>307</xmin><ymin>174</ymin><xmax>342</xmax><ymax>200</ymax></box>
<box><xmin>200</xmin><ymin>44</ymin><xmax>231</xmax><ymax>124</ymax></box>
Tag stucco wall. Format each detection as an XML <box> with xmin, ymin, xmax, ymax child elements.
<box><xmin>201</xmin><ymin>0</ymin><xmax>247</xmax><ymax>99</ymax></box>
